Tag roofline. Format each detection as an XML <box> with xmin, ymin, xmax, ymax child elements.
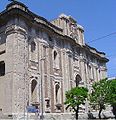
<box><xmin>84</xmin><ymin>44</ymin><xmax>109</xmax><ymax>62</ymax></box>
<box><xmin>85</xmin><ymin>43</ymin><xmax>105</xmax><ymax>55</ymax></box>
<box><xmin>0</xmin><ymin>1</ymin><xmax>109</xmax><ymax>62</ymax></box>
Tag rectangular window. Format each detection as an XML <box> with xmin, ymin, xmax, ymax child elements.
<box><xmin>0</xmin><ymin>61</ymin><xmax>5</xmax><ymax>76</ymax></box>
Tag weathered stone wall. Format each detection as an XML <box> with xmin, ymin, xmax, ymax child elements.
<box><xmin>0</xmin><ymin>1</ymin><xmax>108</xmax><ymax>119</ymax></box>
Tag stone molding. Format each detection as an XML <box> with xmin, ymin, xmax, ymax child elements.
<box><xmin>0</xmin><ymin>1</ymin><xmax>108</xmax><ymax>62</ymax></box>
<box><xmin>5</xmin><ymin>25</ymin><xmax>27</xmax><ymax>35</ymax></box>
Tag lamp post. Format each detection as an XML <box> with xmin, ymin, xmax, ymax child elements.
<box><xmin>40</xmin><ymin>57</ymin><xmax>45</xmax><ymax>120</ymax></box>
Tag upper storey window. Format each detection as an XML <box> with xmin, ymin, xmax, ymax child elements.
<box><xmin>54</xmin><ymin>51</ymin><xmax>57</xmax><ymax>60</ymax></box>
<box><xmin>0</xmin><ymin>61</ymin><xmax>5</xmax><ymax>76</ymax></box>
<box><xmin>53</xmin><ymin>50</ymin><xmax>60</xmax><ymax>69</ymax></box>
<box><xmin>30</xmin><ymin>41</ymin><xmax>37</xmax><ymax>62</ymax></box>
<box><xmin>31</xmin><ymin>41</ymin><xmax>36</xmax><ymax>52</ymax></box>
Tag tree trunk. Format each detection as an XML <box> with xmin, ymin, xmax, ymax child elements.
<box><xmin>98</xmin><ymin>108</ymin><xmax>102</xmax><ymax>119</ymax></box>
<box><xmin>75</xmin><ymin>105</ymin><xmax>79</xmax><ymax>120</ymax></box>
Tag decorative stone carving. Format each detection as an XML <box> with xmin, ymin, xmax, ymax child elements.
<box><xmin>55</xmin><ymin>103</ymin><xmax>62</xmax><ymax>113</ymax></box>
<box><xmin>5</xmin><ymin>25</ymin><xmax>27</xmax><ymax>35</ymax></box>
<box><xmin>0</xmin><ymin>1</ymin><xmax>108</xmax><ymax>118</ymax></box>
<box><xmin>45</xmin><ymin>98</ymin><xmax>50</xmax><ymax>113</ymax></box>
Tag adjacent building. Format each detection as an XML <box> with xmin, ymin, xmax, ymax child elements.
<box><xmin>0</xmin><ymin>1</ymin><xmax>108</xmax><ymax>119</ymax></box>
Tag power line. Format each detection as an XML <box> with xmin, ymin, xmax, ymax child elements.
<box><xmin>87</xmin><ymin>32</ymin><xmax>116</xmax><ymax>44</ymax></box>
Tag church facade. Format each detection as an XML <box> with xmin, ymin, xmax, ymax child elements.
<box><xmin>0</xmin><ymin>1</ymin><xmax>108</xmax><ymax>119</ymax></box>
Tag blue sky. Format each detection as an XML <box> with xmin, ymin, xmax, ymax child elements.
<box><xmin>0</xmin><ymin>0</ymin><xmax>116</xmax><ymax>78</ymax></box>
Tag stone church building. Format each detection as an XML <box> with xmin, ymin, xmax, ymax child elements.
<box><xmin>0</xmin><ymin>1</ymin><xmax>108</xmax><ymax>119</ymax></box>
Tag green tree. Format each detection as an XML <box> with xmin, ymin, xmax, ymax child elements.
<box><xmin>89</xmin><ymin>78</ymin><xmax>109</xmax><ymax>119</ymax></box>
<box><xmin>64</xmin><ymin>87</ymin><xmax>88</xmax><ymax>120</ymax></box>
<box><xmin>107</xmin><ymin>79</ymin><xmax>116</xmax><ymax>119</ymax></box>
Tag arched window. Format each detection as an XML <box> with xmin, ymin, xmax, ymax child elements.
<box><xmin>54</xmin><ymin>51</ymin><xmax>57</xmax><ymax>60</ymax></box>
<box><xmin>75</xmin><ymin>74</ymin><xmax>81</xmax><ymax>86</ymax></box>
<box><xmin>55</xmin><ymin>84</ymin><xmax>60</xmax><ymax>103</ymax></box>
<box><xmin>31</xmin><ymin>80</ymin><xmax>38</xmax><ymax>103</ymax></box>
<box><xmin>31</xmin><ymin>41</ymin><xmax>36</xmax><ymax>52</ymax></box>
<box><xmin>30</xmin><ymin>41</ymin><xmax>37</xmax><ymax>61</ymax></box>
<box><xmin>0</xmin><ymin>61</ymin><xmax>5</xmax><ymax>76</ymax></box>
<box><xmin>53</xmin><ymin>50</ymin><xmax>59</xmax><ymax>69</ymax></box>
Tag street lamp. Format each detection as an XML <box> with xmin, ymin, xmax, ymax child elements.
<box><xmin>40</xmin><ymin>57</ymin><xmax>46</xmax><ymax>120</ymax></box>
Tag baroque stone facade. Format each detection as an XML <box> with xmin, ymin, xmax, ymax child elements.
<box><xmin>0</xmin><ymin>1</ymin><xmax>108</xmax><ymax>119</ymax></box>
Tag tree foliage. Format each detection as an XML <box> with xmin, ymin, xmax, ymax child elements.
<box><xmin>107</xmin><ymin>79</ymin><xmax>116</xmax><ymax>105</ymax></box>
<box><xmin>64</xmin><ymin>87</ymin><xmax>88</xmax><ymax>120</ymax></box>
<box><xmin>89</xmin><ymin>78</ymin><xmax>116</xmax><ymax>119</ymax></box>
<box><xmin>89</xmin><ymin>78</ymin><xmax>109</xmax><ymax>119</ymax></box>
<box><xmin>107</xmin><ymin>79</ymin><xmax>116</xmax><ymax>118</ymax></box>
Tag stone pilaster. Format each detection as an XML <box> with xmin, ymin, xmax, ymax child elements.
<box><xmin>5</xmin><ymin>24</ymin><xmax>28</xmax><ymax>116</ymax></box>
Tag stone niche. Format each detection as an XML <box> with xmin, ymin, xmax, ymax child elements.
<box><xmin>45</xmin><ymin>98</ymin><xmax>50</xmax><ymax>113</ymax></box>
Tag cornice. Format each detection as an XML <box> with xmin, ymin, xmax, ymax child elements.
<box><xmin>5</xmin><ymin>25</ymin><xmax>27</xmax><ymax>35</ymax></box>
<box><xmin>83</xmin><ymin>44</ymin><xmax>109</xmax><ymax>62</ymax></box>
<box><xmin>0</xmin><ymin>1</ymin><xmax>109</xmax><ymax>63</ymax></box>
